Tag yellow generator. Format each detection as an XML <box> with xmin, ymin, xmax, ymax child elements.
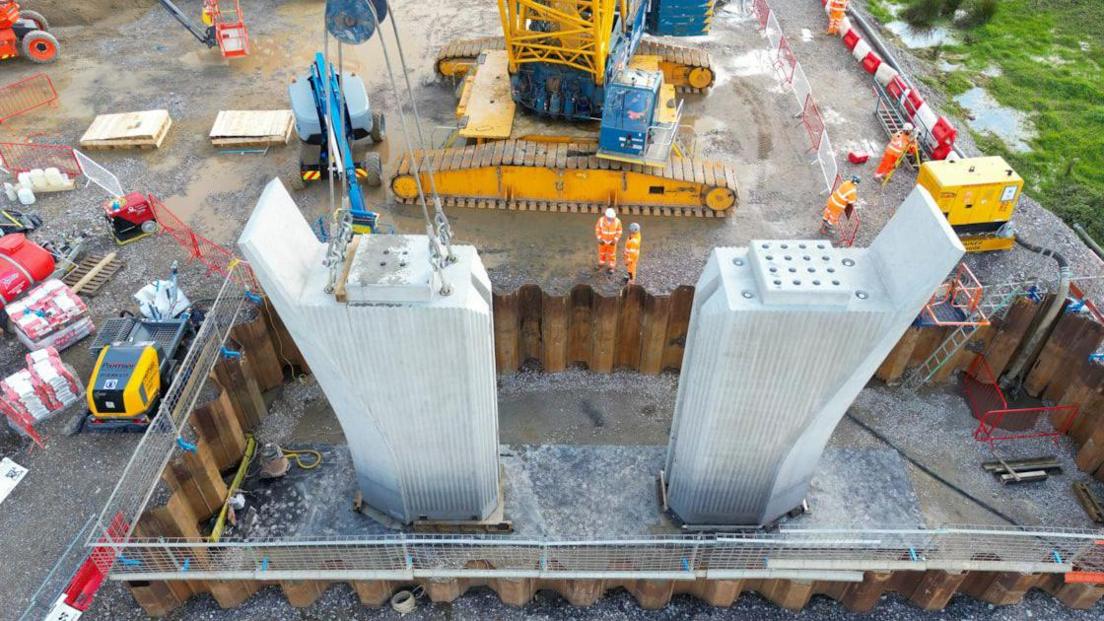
<box><xmin>83</xmin><ymin>314</ymin><xmax>194</xmax><ymax>432</ymax></box>
<box><xmin>917</xmin><ymin>156</ymin><xmax>1023</xmax><ymax>252</ymax></box>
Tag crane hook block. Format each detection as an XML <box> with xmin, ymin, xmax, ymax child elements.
<box><xmin>325</xmin><ymin>0</ymin><xmax>389</xmax><ymax>45</ymax></box>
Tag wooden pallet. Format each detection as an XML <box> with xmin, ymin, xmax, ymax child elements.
<box><xmin>62</xmin><ymin>253</ymin><xmax>123</xmax><ymax>296</ymax></box>
<box><xmin>210</xmin><ymin>109</ymin><xmax>295</xmax><ymax>147</ymax></box>
<box><xmin>80</xmin><ymin>110</ymin><xmax>172</xmax><ymax>150</ymax></box>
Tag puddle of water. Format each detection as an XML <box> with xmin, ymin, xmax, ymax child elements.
<box><xmin>954</xmin><ymin>87</ymin><xmax>1036</xmax><ymax>153</ymax></box>
<box><xmin>937</xmin><ymin>59</ymin><xmax>961</xmax><ymax>72</ymax></box>
<box><xmin>724</xmin><ymin>48</ymin><xmax>774</xmax><ymax>78</ymax></box>
<box><xmin>885</xmin><ymin>21</ymin><xmax>958</xmax><ymax>48</ymax></box>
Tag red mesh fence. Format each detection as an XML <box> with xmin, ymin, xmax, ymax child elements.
<box><xmin>0</xmin><ymin>73</ymin><xmax>58</xmax><ymax>123</ymax></box>
<box><xmin>753</xmin><ymin>0</ymin><xmax>771</xmax><ymax>28</ymax></box>
<box><xmin>963</xmin><ymin>355</ymin><xmax>1080</xmax><ymax>446</ymax></box>
<box><xmin>775</xmin><ymin>37</ymin><xmax>798</xmax><ymax>86</ymax></box>
<box><xmin>150</xmin><ymin>197</ymin><xmax>260</xmax><ymax>291</ymax></box>
<box><xmin>0</xmin><ymin>142</ymin><xmax>80</xmax><ymax>177</ymax></box>
<box><xmin>798</xmin><ymin>95</ymin><xmax>826</xmax><ymax>153</ymax></box>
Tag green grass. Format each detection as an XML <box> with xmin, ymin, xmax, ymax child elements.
<box><xmin>866</xmin><ymin>0</ymin><xmax>897</xmax><ymax>24</ymax></box>
<box><xmin>885</xmin><ymin>0</ymin><xmax>1104</xmax><ymax>240</ymax></box>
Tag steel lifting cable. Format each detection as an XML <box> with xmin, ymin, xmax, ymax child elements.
<box><xmin>363</xmin><ymin>2</ymin><xmax>457</xmax><ymax>286</ymax></box>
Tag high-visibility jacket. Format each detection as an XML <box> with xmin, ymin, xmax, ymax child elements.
<box><xmin>624</xmin><ymin>232</ymin><xmax>641</xmax><ymax>264</ymax></box>
<box><xmin>828</xmin><ymin>0</ymin><xmax>848</xmax><ymax>14</ymax></box>
<box><xmin>595</xmin><ymin>216</ymin><xmax>623</xmax><ymax>244</ymax></box>
<box><xmin>885</xmin><ymin>131</ymin><xmax>915</xmax><ymax>158</ymax></box>
<box><xmin>825</xmin><ymin>180</ymin><xmax>858</xmax><ymax>217</ymax></box>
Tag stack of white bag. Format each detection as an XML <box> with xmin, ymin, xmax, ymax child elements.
<box><xmin>6</xmin><ymin>279</ymin><xmax>95</xmax><ymax>351</ymax></box>
<box><xmin>0</xmin><ymin>347</ymin><xmax>84</xmax><ymax>435</ymax></box>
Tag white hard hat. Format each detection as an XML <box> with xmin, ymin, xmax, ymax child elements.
<box><xmin>604</xmin><ymin>208</ymin><xmax>616</xmax><ymax>219</ymax></box>
<box><xmin>903</xmin><ymin>122</ymin><xmax>915</xmax><ymax>132</ymax></box>
<box><xmin>629</xmin><ymin>222</ymin><xmax>640</xmax><ymax>233</ymax></box>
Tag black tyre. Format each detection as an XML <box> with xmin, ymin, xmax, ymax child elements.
<box><xmin>361</xmin><ymin>152</ymin><xmax>382</xmax><ymax>187</ymax></box>
<box><xmin>19</xmin><ymin>10</ymin><xmax>49</xmax><ymax>31</ymax></box>
<box><xmin>21</xmin><ymin>30</ymin><xmax>59</xmax><ymax>63</ymax></box>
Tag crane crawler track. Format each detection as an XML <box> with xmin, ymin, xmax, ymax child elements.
<box><xmin>390</xmin><ymin>140</ymin><xmax>738</xmax><ymax>217</ymax></box>
<box><xmin>435</xmin><ymin>37</ymin><xmax>715</xmax><ymax>92</ymax></box>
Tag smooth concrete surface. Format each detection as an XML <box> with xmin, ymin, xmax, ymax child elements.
<box><xmin>665</xmin><ymin>186</ymin><xmax>965</xmax><ymax>525</ymax></box>
<box><xmin>239</xmin><ymin>179</ymin><xmax>500</xmax><ymax>524</ymax></box>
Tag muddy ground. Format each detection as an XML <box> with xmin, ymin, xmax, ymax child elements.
<box><xmin>0</xmin><ymin>0</ymin><xmax>1101</xmax><ymax>619</ymax></box>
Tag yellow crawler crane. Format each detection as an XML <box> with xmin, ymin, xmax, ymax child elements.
<box><xmin>391</xmin><ymin>1</ymin><xmax>738</xmax><ymax>217</ymax></box>
<box><xmin>435</xmin><ymin>35</ymin><xmax>717</xmax><ymax>93</ymax></box>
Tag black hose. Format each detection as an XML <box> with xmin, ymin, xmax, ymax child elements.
<box><xmin>845</xmin><ymin>413</ymin><xmax>1022</xmax><ymax>527</ymax></box>
<box><xmin>1000</xmin><ymin>237</ymin><xmax>1070</xmax><ymax>392</ymax></box>
<box><xmin>1072</xmin><ymin>224</ymin><xmax>1104</xmax><ymax>262</ymax></box>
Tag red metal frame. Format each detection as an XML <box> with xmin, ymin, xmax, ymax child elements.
<box><xmin>752</xmin><ymin>0</ymin><xmax>771</xmax><ymax>29</ymax></box>
<box><xmin>963</xmin><ymin>354</ymin><xmax>1079</xmax><ymax>447</ymax></box>
<box><xmin>922</xmin><ymin>263</ymin><xmax>988</xmax><ymax>327</ymax></box>
<box><xmin>206</xmin><ymin>0</ymin><xmax>249</xmax><ymax>58</ymax></box>
<box><xmin>798</xmin><ymin>95</ymin><xmax>825</xmax><ymax>153</ymax></box>
<box><xmin>774</xmin><ymin>36</ymin><xmax>798</xmax><ymax>86</ymax></box>
<box><xmin>0</xmin><ymin>72</ymin><xmax>57</xmax><ymax>124</ymax></box>
<box><xmin>149</xmin><ymin>196</ymin><xmax>260</xmax><ymax>290</ymax></box>
<box><xmin>0</xmin><ymin>141</ymin><xmax>79</xmax><ymax>177</ymax></box>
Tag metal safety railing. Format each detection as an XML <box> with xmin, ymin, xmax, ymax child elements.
<box><xmin>86</xmin><ymin>270</ymin><xmax>248</xmax><ymax>564</ymax></box>
<box><xmin>99</xmin><ymin>526</ymin><xmax>1104</xmax><ymax>582</ymax></box>
<box><xmin>0</xmin><ymin>73</ymin><xmax>58</xmax><ymax>124</ymax></box>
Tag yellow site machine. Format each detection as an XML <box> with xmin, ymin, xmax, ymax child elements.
<box><xmin>83</xmin><ymin>313</ymin><xmax>196</xmax><ymax>432</ymax></box>
<box><xmin>917</xmin><ymin>156</ymin><xmax>1023</xmax><ymax>252</ymax></box>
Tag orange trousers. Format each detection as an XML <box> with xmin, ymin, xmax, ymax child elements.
<box><xmin>827</xmin><ymin>10</ymin><xmax>845</xmax><ymax>34</ymax></box>
<box><xmin>598</xmin><ymin>242</ymin><xmax>617</xmax><ymax>268</ymax></box>
<box><xmin>875</xmin><ymin>151</ymin><xmax>901</xmax><ymax>177</ymax></box>
<box><xmin>625</xmin><ymin>258</ymin><xmax>638</xmax><ymax>279</ymax></box>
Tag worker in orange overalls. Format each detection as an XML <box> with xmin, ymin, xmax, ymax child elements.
<box><xmin>623</xmin><ymin>223</ymin><xmax>642</xmax><ymax>283</ymax></box>
<box><xmin>595</xmin><ymin>208</ymin><xmax>623</xmax><ymax>274</ymax></box>
<box><xmin>827</xmin><ymin>0</ymin><xmax>849</xmax><ymax>35</ymax></box>
<box><xmin>874</xmin><ymin>123</ymin><xmax>919</xmax><ymax>181</ymax></box>
<box><xmin>822</xmin><ymin>175</ymin><xmax>860</xmax><ymax>233</ymax></box>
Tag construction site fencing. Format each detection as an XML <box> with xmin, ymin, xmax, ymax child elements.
<box><xmin>774</xmin><ymin>36</ymin><xmax>799</xmax><ymax>87</ymax></box>
<box><xmin>150</xmin><ymin>197</ymin><xmax>260</xmax><ymax>291</ymax></box>
<box><xmin>74</xmin><ymin>149</ymin><xmax>124</xmax><ymax>197</ymax></box>
<box><xmin>751</xmin><ymin>1</ymin><xmax>840</xmax><ymax>196</ymax></box>
<box><xmin>964</xmin><ymin>355</ymin><xmax>1080</xmax><ymax>446</ymax></box>
<box><xmin>0</xmin><ymin>141</ymin><xmax>80</xmax><ymax>177</ymax></box>
<box><xmin>100</xmin><ymin>526</ymin><xmax>1104</xmax><ymax>582</ymax></box>
<box><xmin>0</xmin><ymin>73</ymin><xmax>57</xmax><ymax>124</ymax></box>
<box><xmin>87</xmin><ymin>271</ymin><xmax>247</xmax><ymax>566</ymax></box>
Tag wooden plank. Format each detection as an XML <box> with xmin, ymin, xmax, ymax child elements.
<box><xmin>68</xmin><ymin>251</ymin><xmax>117</xmax><ymax>294</ymax></box>
<box><xmin>567</xmin><ymin>285</ymin><xmax>595</xmax><ymax>368</ymax></box>
<box><xmin>209</xmin><ymin>109</ymin><xmax>294</xmax><ymax>146</ymax></box>
<box><xmin>591</xmin><ymin>294</ymin><xmax>620</xmax><ymax>372</ymax></box>
<box><xmin>493</xmin><ymin>291</ymin><xmax>519</xmax><ymax>372</ymax></box>
<box><xmin>81</xmin><ymin>110</ymin><xmax>172</xmax><ymax>149</ymax></box>
<box><xmin>517</xmin><ymin>285</ymin><xmax>543</xmax><ymax>369</ymax></box>
<box><xmin>541</xmin><ymin>292</ymin><xmax>568</xmax><ymax>373</ymax></box>
<box><xmin>876</xmin><ymin>326</ymin><xmax>921</xmax><ymax>384</ymax></box>
<box><xmin>615</xmin><ymin>285</ymin><xmax>645</xmax><ymax>370</ymax></box>
<box><xmin>661</xmin><ymin>286</ymin><xmax>694</xmax><ymax>371</ymax></box>
<box><xmin>638</xmin><ymin>293</ymin><xmax>672</xmax><ymax>375</ymax></box>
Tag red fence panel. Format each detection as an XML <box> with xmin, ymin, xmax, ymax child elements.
<box><xmin>963</xmin><ymin>355</ymin><xmax>1080</xmax><ymax>446</ymax></box>
<box><xmin>0</xmin><ymin>73</ymin><xmax>58</xmax><ymax>124</ymax></box>
<box><xmin>775</xmin><ymin>37</ymin><xmax>798</xmax><ymax>86</ymax></box>
<box><xmin>0</xmin><ymin>142</ymin><xmax>80</xmax><ymax>177</ymax></box>
<box><xmin>797</xmin><ymin>95</ymin><xmax>826</xmax><ymax>153</ymax></box>
<box><xmin>149</xmin><ymin>197</ymin><xmax>260</xmax><ymax>291</ymax></box>
<box><xmin>752</xmin><ymin>0</ymin><xmax>771</xmax><ymax>28</ymax></box>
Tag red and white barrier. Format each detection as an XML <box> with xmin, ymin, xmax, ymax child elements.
<box><xmin>819</xmin><ymin>0</ymin><xmax>958</xmax><ymax>159</ymax></box>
